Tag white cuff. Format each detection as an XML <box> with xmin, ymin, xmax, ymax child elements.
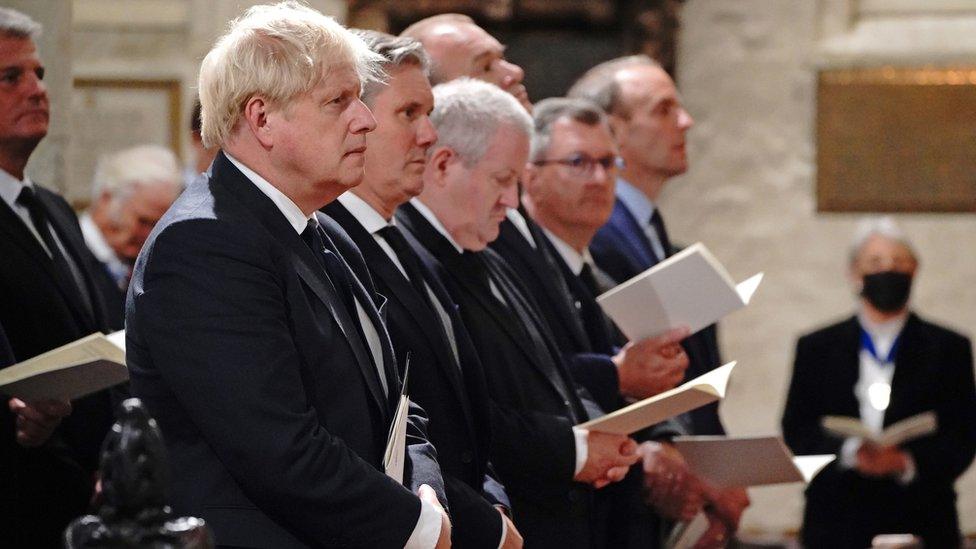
<box><xmin>839</xmin><ymin>437</ymin><xmax>861</xmax><ymax>470</ymax></box>
<box><xmin>404</xmin><ymin>498</ymin><xmax>442</xmax><ymax>549</ymax></box>
<box><xmin>572</xmin><ymin>427</ymin><xmax>589</xmax><ymax>476</ymax></box>
<box><xmin>496</xmin><ymin>509</ymin><xmax>507</xmax><ymax>549</ymax></box>
<box><xmin>897</xmin><ymin>452</ymin><xmax>917</xmax><ymax>485</ymax></box>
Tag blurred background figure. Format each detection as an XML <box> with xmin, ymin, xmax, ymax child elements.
<box><xmin>80</xmin><ymin>144</ymin><xmax>182</xmax><ymax>329</ymax></box>
<box><xmin>782</xmin><ymin>217</ymin><xmax>976</xmax><ymax>549</ymax></box>
<box><xmin>184</xmin><ymin>100</ymin><xmax>219</xmax><ymax>185</ymax></box>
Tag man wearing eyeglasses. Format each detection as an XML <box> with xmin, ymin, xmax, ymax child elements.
<box><xmin>496</xmin><ymin>97</ymin><xmax>727</xmax><ymax>547</ymax></box>
<box><xmin>568</xmin><ymin>55</ymin><xmax>750</xmax><ymax>544</ymax></box>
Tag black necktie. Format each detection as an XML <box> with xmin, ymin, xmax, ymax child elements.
<box><xmin>578</xmin><ymin>262</ymin><xmax>603</xmax><ymax>299</ymax></box>
<box><xmin>649</xmin><ymin>208</ymin><xmax>672</xmax><ymax>260</ymax></box>
<box><xmin>377</xmin><ymin>225</ymin><xmax>433</xmax><ymax>307</ymax></box>
<box><xmin>301</xmin><ymin>219</ymin><xmax>358</xmax><ymax>325</ymax></box>
<box><xmin>17</xmin><ymin>186</ymin><xmax>94</xmax><ymax>318</ymax></box>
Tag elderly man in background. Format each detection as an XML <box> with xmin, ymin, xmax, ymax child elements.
<box><xmin>322</xmin><ymin>30</ymin><xmax>521</xmax><ymax>548</ymax></box>
<box><xmin>81</xmin><ymin>144</ymin><xmax>182</xmax><ymax>329</ymax></box>
<box><xmin>0</xmin><ymin>7</ymin><xmax>115</xmax><ymax>547</ymax></box>
<box><xmin>400</xmin><ymin>13</ymin><xmax>530</xmax><ymax>110</ymax></box>
<box><xmin>126</xmin><ymin>3</ymin><xmax>450</xmax><ymax>547</ymax></box>
<box><xmin>783</xmin><ymin>218</ymin><xmax>976</xmax><ymax>548</ymax></box>
<box><xmin>397</xmin><ymin>78</ymin><xmax>640</xmax><ymax>549</ymax></box>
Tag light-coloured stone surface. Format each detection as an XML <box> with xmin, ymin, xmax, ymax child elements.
<box><xmin>671</xmin><ymin>0</ymin><xmax>976</xmax><ymax>535</ymax></box>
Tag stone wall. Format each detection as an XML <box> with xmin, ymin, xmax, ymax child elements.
<box><xmin>669</xmin><ymin>0</ymin><xmax>976</xmax><ymax>535</ymax></box>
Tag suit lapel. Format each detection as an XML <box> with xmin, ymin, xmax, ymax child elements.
<box><xmin>837</xmin><ymin>317</ymin><xmax>864</xmax><ymax>418</ymax></box>
<box><xmin>398</xmin><ymin>204</ymin><xmax>574</xmax><ymax>406</ymax></box>
<box><xmin>885</xmin><ymin>314</ymin><xmax>925</xmax><ymax>426</ymax></box>
<box><xmin>326</xmin><ymin>202</ymin><xmax>477</xmax><ymax>428</ymax></box>
<box><xmin>210</xmin><ymin>154</ymin><xmax>389</xmax><ymax>417</ymax></box>
<box><xmin>612</xmin><ymin>198</ymin><xmax>659</xmax><ymax>269</ymax></box>
<box><xmin>0</xmin><ymin>194</ymin><xmax>98</xmax><ymax>330</ymax></box>
<box><xmin>500</xmin><ymin>219</ymin><xmax>592</xmax><ymax>353</ymax></box>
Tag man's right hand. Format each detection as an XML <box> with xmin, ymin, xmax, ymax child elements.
<box><xmin>9</xmin><ymin>397</ymin><xmax>72</xmax><ymax>447</ymax></box>
<box><xmin>574</xmin><ymin>431</ymin><xmax>640</xmax><ymax>488</ymax></box>
<box><xmin>498</xmin><ymin>508</ymin><xmax>523</xmax><ymax>549</ymax></box>
<box><xmin>418</xmin><ymin>484</ymin><xmax>452</xmax><ymax>548</ymax></box>
<box><xmin>613</xmin><ymin>326</ymin><xmax>690</xmax><ymax>400</ymax></box>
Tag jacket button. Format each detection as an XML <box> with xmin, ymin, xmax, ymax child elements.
<box><xmin>461</xmin><ymin>451</ymin><xmax>473</xmax><ymax>464</ymax></box>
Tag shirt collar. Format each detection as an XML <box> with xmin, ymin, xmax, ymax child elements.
<box><xmin>225</xmin><ymin>153</ymin><xmax>311</xmax><ymax>235</ymax></box>
<box><xmin>0</xmin><ymin>168</ymin><xmax>33</xmax><ymax>210</ymax></box>
<box><xmin>615</xmin><ymin>177</ymin><xmax>656</xmax><ymax>228</ymax></box>
<box><xmin>337</xmin><ymin>191</ymin><xmax>391</xmax><ymax>234</ymax></box>
<box><xmin>505</xmin><ymin>208</ymin><xmax>537</xmax><ymax>249</ymax></box>
<box><xmin>541</xmin><ymin>226</ymin><xmax>592</xmax><ymax>276</ymax></box>
<box><xmin>409</xmin><ymin>197</ymin><xmax>464</xmax><ymax>254</ymax></box>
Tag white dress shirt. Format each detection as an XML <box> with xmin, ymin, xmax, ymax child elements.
<box><xmin>839</xmin><ymin>310</ymin><xmax>916</xmax><ymax>483</ymax></box>
<box><xmin>225</xmin><ymin>156</ymin><xmax>441</xmax><ymax>548</ymax></box>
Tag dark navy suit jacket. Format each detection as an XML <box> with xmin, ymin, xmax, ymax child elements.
<box><xmin>126</xmin><ymin>153</ymin><xmax>442</xmax><ymax>548</ymax></box>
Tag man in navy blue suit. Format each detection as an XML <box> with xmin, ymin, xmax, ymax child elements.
<box><xmin>125</xmin><ymin>4</ymin><xmax>449</xmax><ymax>547</ymax></box>
<box><xmin>569</xmin><ymin>56</ymin><xmax>750</xmax><ymax>539</ymax></box>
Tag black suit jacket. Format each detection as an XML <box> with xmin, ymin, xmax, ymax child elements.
<box><xmin>88</xmin><ymin>258</ymin><xmax>126</xmax><ymax>331</ymax></box>
<box><xmin>398</xmin><ymin>203</ymin><xmax>610</xmax><ymax>549</ymax></box>
<box><xmin>322</xmin><ymin>201</ymin><xmax>506</xmax><ymax>548</ymax></box>
<box><xmin>782</xmin><ymin>314</ymin><xmax>976</xmax><ymax>548</ymax></box>
<box><xmin>126</xmin><ymin>153</ymin><xmax>443</xmax><ymax>548</ymax></box>
<box><xmin>590</xmin><ymin>198</ymin><xmax>725</xmax><ymax>435</ymax></box>
<box><xmin>0</xmin><ymin>184</ymin><xmax>114</xmax><ymax>548</ymax></box>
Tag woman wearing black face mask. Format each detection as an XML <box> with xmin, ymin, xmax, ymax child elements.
<box><xmin>781</xmin><ymin>219</ymin><xmax>976</xmax><ymax>549</ymax></box>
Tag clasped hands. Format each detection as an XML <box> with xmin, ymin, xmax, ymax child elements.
<box><xmin>855</xmin><ymin>441</ymin><xmax>910</xmax><ymax>478</ymax></box>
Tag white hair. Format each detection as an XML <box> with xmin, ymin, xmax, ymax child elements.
<box><xmin>849</xmin><ymin>216</ymin><xmax>918</xmax><ymax>265</ymax></box>
<box><xmin>0</xmin><ymin>7</ymin><xmax>41</xmax><ymax>40</ymax></box>
<box><xmin>91</xmin><ymin>145</ymin><xmax>181</xmax><ymax>214</ymax></box>
<box><xmin>198</xmin><ymin>1</ymin><xmax>383</xmax><ymax>148</ymax></box>
<box><xmin>430</xmin><ymin>78</ymin><xmax>532</xmax><ymax>166</ymax></box>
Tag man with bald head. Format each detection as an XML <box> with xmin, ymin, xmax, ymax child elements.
<box><xmin>401</xmin><ymin>13</ymin><xmax>530</xmax><ymax>110</ymax></box>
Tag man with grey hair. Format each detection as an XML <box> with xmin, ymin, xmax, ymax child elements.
<box><xmin>783</xmin><ymin>217</ymin><xmax>976</xmax><ymax>548</ymax></box>
<box><xmin>322</xmin><ymin>30</ymin><xmax>522</xmax><ymax>548</ymax></box>
<box><xmin>126</xmin><ymin>4</ymin><xmax>449</xmax><ymax>547</ymax></box>
<box><xmin>0</xmin><ymin>7</ymin><xmax>116</xmax><ymax>547</ymax></box>
<box><xmin>81</xmin><ymin>144</ymin><xmax>182</xmax><ymax>329</ymax></box>
<box><xmin>398</xmin><ymin>78</ymin><xmax>640</xmax><ymax>549</ymax></box>
<box><xmin>401</xmin><ymin>13</ymin><xmax>531</xmax><ymax>110</ymax></box>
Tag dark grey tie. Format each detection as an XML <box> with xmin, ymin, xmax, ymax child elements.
<box><xmin>649</xmin><ymin>209</ymin><xmax>672</xmax><ymax>260</ymax></box>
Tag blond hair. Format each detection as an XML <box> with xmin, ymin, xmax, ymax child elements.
<box><xmin>198</xmin><ymin>1</ymin><xmax>382</xmax><ymax>148</ymax></box>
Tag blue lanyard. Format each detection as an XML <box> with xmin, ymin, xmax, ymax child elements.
<box><xmin>860</xmin><ymin>327</ymin><xmax>900</xmax><ymax>364</ymax></box>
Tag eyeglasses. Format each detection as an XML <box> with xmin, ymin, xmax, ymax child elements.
<box><xmin>532</xmin><ymin>153</ymin><xmax>624</xmax><ymax>178</ymax></box>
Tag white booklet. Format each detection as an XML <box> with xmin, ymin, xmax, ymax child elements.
<box><xmin>821</xmin><ymin>411</ymin><xmax>937</xmax><ymax>447</ymax></box>
<box><xmin>0</xmin><ymin>331</ymin><xmax>127</xmax><ymax>401</ymax></box>
<box><xmin>596</xmin><ymin>242</ymin><xmax>763</xmax><ymax>341</ymax></box>
<box><xmin>672</xmin><ymin>435</ymin><xmax>835</xmax><ymax>487</ymax></box>
<box><xmin>577</xmin><ymin>361</ymin><xmax>736</xmax><ymax>435</ymax></box>
<box><xmin>383</xmin><ymin>357</ymin><xmax>411</xmax><ymax>484</ymax></box>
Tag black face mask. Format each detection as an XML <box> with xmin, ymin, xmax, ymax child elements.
<box><xmin>861</xmin><ymin>271</ymin><xmax>912</xmax><ymax>312</ymax></box>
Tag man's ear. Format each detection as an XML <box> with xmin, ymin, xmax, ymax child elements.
<box><xmin>242</xmin><ymin>96</ymin><xmax>274</xmax><ymax>148</ymax></box>
<box><xmin>425</xmin><ymin>146</ymin><xmax>457</xmax><ymax>188</ymax></box>
<box><xmin>608</xmin><ymin>114</ymin><xmax>627</xmax><ymax>142</ymax></box>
